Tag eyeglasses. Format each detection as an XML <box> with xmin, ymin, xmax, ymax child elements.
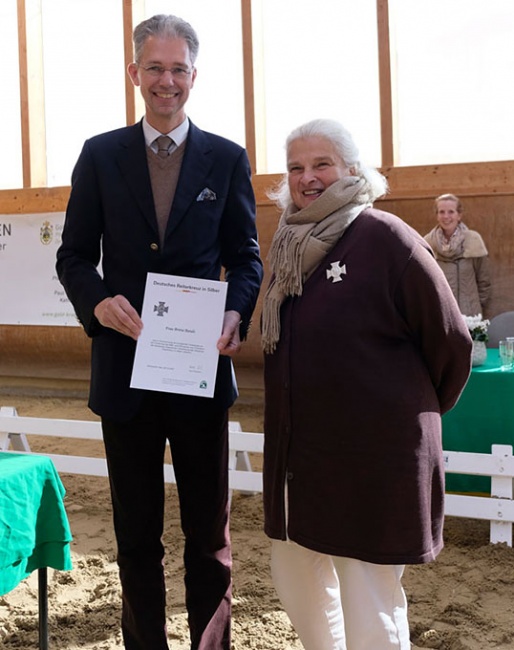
<box><xmin>139</xmin><ymin>64</ymin><xmax>193</xmax><ymax>79</ymax></box>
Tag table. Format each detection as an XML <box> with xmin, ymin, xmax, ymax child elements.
<box><xmin>443</xmin><ymin>348</ymin><xmax>514</xmax><ymax>493</ymax></box>
<box><xmin>0</xmin><ymin>452</ymin><xmax>72</xmax><ymax>649</ymax></box>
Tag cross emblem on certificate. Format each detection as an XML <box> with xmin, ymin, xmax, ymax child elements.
<box><xmin>153</xmin><ymin>301</ymin><xmax>169</xmax><ymax>316</ymax></box>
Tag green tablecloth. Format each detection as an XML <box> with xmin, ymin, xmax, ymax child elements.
<box><xmin>0</xmin><ymin>452</ymin><xmax>72</xmax><ymax>595</ymax></box>
<box><xmin>442</xmin><ymin>348</ymin><xmax>514</xmax><ymax>493</ymax></box>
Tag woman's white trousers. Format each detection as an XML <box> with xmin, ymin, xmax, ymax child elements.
<box><xmin>271</xmin><ymin>539</ymin><xmax>411</xmax><ymax>650</ymax></box>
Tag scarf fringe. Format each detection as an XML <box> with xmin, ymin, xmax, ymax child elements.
<box><xmin>261</xmin><ymin>286</ymin><xmax>284</xmax><ymax>354</ymax></box>
<box><xmin>269</xmin><ymin>229</ymin><xmax>307</xmax><ymax>296</ymax></box>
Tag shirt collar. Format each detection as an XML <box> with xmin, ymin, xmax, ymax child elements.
<box><xmin>142</xmin><ymin>117</ymin><xmax>190</xmax><ymax>149</ymax></box>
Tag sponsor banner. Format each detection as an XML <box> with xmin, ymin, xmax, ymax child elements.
<box><xmin>0</xmin><ymin>212</ymin><xmax>79</xmax><ymax>326</ymax></box>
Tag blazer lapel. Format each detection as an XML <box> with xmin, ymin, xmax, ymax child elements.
<box><xmin>165</xmin><ymin>122</ymin><xmax>213</xmax><ymax>238</ymax></box>
<box><xmin>115</xmin><ymin>122</ymin><xmax>158</xmax><ymax>234</ymax></box>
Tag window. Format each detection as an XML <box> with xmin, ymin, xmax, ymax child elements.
<box><xmin>391</xmin><ymin>0</ymin><xmax>514</xmax><ymax>165</ymax></box>
<box><xmin>41</xmin><ymin>0</ymin><xmax>126</xmax><ymax>186</ymax></box>
<box><xmin>0</xmin><ymin>1</ymin><xmax>22</xmax><ymax>189</ymax></box>
<box><xmin>143</xmin><ymin>0</ymin><xmax>246</xmax><ymax>147</ymax></box>
<box><xmin>255</xmin><ymin>0</ymin><xmax>381</xmax><ymax>173</ymax></box>
<box><xmin>3</xmin><ymin>1</ymin><xmax>514</xmax><ymax>190</ymax></box>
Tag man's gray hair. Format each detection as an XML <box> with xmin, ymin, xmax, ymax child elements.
<box><xmin>269</xmin><ymin>118</ymin><xmax>388</xmax><ymax>210</ymax></box>
<box><xmin>133</xmin><ymin>14</ymin><xmax>199</xmax><ymax>64</ymax></box>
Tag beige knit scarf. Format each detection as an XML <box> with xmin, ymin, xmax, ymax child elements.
<box><xmin>261</xmin><ymin>175</ymin><xmax>371</xmax><ymax>354</ymax></box>
<box><xmin>426</xmin><ymin>222</ymin><xmax>488</xmax><ymax>262</ymax></box>
<box><xmin>431</xmin><ymin>222</ymin><xmax>467</xmax><ymax>261</ymax></box>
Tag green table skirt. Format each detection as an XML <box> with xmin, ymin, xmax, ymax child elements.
<box><xmin>442</xmin><ymin>348</ymin><xmax>514</xmax><ymax>493</ymax></box>
<box><xmin>0</xmin><ymin>452</ymin><xmax>72</xmax><ymax>595</ymax></box>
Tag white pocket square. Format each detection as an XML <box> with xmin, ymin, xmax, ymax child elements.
<box><xmin>196</xmin><ymin>187</ymin><xmax>217</xmax><ymax>202</ymax></box>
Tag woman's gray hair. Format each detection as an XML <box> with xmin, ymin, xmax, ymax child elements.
<box><xmin>133</xmin><ymin>14</ymin><xmax>199</xmax><ymax>64</ymax></box>
<box><xmin>268</xmin><ymin>118</ymin><xmax>388</xmax><ymax>210</ymax></box>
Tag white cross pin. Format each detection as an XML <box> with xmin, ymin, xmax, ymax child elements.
<box><xmin>326</xmin><ymin>261</ymin><xmax>347</xmax><ymax>283</ymax></box>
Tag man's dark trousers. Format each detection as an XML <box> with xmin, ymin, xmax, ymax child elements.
<box><xmin>102</xmin><ymin>391</ymin><xmax>232</xmax><ymax>650</ymax></box>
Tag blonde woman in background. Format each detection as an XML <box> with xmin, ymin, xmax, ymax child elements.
<box><xmin>424</xmin><ymin>193</ymin><xmax>491</xmax><ymax>316</ymax></box>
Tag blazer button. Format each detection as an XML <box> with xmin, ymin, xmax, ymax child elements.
<box><xmin>150</xmin><ymin>242</ymin><xmax>159</xmax><ymax>251</ymax></box>
<box><xmin>287</xmin><ymin>472</ymin><xmax>294</xmax><ymax>481</ymax></box>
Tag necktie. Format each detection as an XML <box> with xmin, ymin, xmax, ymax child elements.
<box><xmin>155</xmin><ymin>135</ymin><xmax>173</xmax><ymax>158</ymax></box>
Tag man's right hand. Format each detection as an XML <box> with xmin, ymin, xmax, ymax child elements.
<box><xmin>94</xmin><ymin>295</ymin><xmax>143</xmax><ymax>340</ymax></box>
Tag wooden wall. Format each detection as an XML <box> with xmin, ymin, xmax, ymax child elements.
<box><xmin>1</xmin><ymin>182</ymin><xmax>514</xmax><ymax>384</ymax></box>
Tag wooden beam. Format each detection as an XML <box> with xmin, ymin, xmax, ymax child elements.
<box><xmin>245</xmin><ymin>0</ymin><xmax>268</xmax><ymax>174</ymax></box>
<box><xmin>251</xmin><ymin>160</ymin><xmax>514</xmax><ymax>206</ymax></box>
<box><xmin>2</xmin><ymin>164</ymin><xmax>512</xmax><ymax>213</ymax></box>
<box><xmin>122</xmin><ymin>0</ymin><xmax>136</xmax><ymax>126</ymax></box>
<box><xmin>252</xmin><ymin>173</ymin><xmax>281</xmax><ymax>206</ymax></box>
<box><xmin>382</xmin><ymin>160</ymin><xmax>514</xmax><ymax>200</ymax></box>
<box><xmin>0</xmin><ymin>186</ymin><xmax>69</xmax><ymax>213</ymax></box>
<box><xmin>376</xmin><ymin>0</ymin><xmax>394</xmax><ymax>167</ymax></box>
<box><xmin>122</xmin><ymin>0</ymin><xmax>146</xmax><ymax>125</ymax></box>
<box><xmin>17</xmin><ymin>0</ymin><xmax>47</xmax><ymax>187</ymax></box>
<box><xmin>17</xmin><ymin>0</ymin><xmax>29</xmax><ymax>186</ymax></box>
<box><xmin>241</xmin><ymin>0</ymin><xmax>257</xmax><ymax>171</ymax></box>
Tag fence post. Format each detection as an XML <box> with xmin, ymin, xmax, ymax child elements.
<box><xmin>490</xmin><ymin>444</ymin><xmax>513</xmax><ymax>545</ymax></box>
<box><xmin>0</xmin><ymin>406</ymin><xmax>31</xmax><ymax>452</ymax></box>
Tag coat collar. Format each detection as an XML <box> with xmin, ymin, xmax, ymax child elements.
<box><xmin>167</xmin><ymin>121</ymin><xmax>213</xmax><ymax>236</ymax></box>
<box><xmin>115</xmin><ymin>122</ymin><xmax>155</xmax><ymax>231</ymax></box>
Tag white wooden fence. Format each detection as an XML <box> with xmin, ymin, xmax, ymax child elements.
<box><xmin>0</xmin><ymin>406</ymin><xmax>263</xmax><ymax>494</ymax></box>
<box><xmin>444</xmin><ymin>445</ymin><xmax>514</xmax><ymax>545</ymax></box>
<box><xmin>1</xmin><ymin>406</ymin><xmax>513</xmax><ymax>546</ymax></box>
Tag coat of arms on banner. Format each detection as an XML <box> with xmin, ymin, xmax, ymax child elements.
<box><xmin>40</xmin><ymin>221</ymin><xmax>53</xmax><ymax>245</ymax></box>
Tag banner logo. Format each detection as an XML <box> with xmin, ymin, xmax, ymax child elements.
<box><xmin>40</xmin><ymin>221</ymin><xmax>53</xmax><ymax>245</ymax></box>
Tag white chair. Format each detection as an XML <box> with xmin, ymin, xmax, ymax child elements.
<box><xmin>486</xmin><ymin>311</ymin><xmax>514</xmax><ymax>348</ymax></box>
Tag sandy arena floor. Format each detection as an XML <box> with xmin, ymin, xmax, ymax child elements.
<box><xmin>1</xmin><ymin>392</ymin><xmax>514</xmax><ymax>649</ymax></box>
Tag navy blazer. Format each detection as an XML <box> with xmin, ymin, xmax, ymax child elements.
<box><xmin>56</xmin><ymin>120</ymin><xmax>263</xmax><ymax>420</ymax></box>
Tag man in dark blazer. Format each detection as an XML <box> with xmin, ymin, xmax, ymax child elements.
<box><xmin>56</xmin><ymin>14</ymin><xmax>263</xmax><ymax>650</ymax></box>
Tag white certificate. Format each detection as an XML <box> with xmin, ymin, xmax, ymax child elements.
<box><xmin>130</xmin><ymin>273</ymin><xmax>228</xmax><ymax>398</ymax></box>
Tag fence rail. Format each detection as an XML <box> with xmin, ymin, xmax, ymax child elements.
<box><xmin>1</xmin><ymin>406</ymin><xmax>513</xmax><ymax>546</ymax></box>
<box><xmin>0</xmin><ymin>406</ymin><xmax>263</xmax><ymax>494</ymax></box>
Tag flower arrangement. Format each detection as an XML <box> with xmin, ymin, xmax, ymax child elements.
<box><xmin>463</xmin><ymin>313</ymin><xmax>490</xmax><ymax>342</ymax></box>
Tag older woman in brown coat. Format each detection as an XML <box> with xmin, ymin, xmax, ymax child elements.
<box><xmin>261</xmin><ymin>119</ymin><xmax>472</xmax><ymax>650</ymax></box>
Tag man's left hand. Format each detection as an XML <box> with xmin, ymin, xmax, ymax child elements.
<box><xmin>217</xmin><ymin>310</ymin><xmax>242</xmax><ymax>357</ymax></box>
